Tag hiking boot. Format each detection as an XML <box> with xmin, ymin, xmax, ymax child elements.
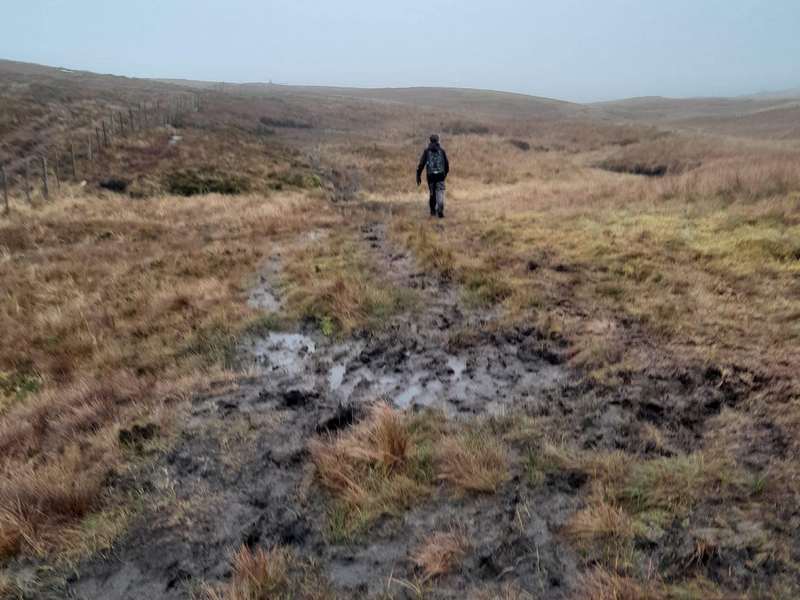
<box><xmin>437</xmin><ymin>212</ymin><xmax>444</xmax><ymax>219</ymax></box>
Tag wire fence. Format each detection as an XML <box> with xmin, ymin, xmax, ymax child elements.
<box><xmin>1</xmin><ymin>93</ymin><xmax>202</xmax><ymax>216</ymax></box>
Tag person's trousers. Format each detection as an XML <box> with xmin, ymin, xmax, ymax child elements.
<box><xmin>427</xmin><ymin>176</ymin><xmax>445</xmax><ymax>216</ymax></box>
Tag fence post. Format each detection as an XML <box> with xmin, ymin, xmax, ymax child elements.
<box><xmin>2</xmin><ymin>166</ymin><xmax>8</xmax><ymax>215</ymax></box>
<box><xmin>24</xmin><ymin>160</ymin><xmax>32</xmax><ymax>204</ymax></box>
<box><xmin>70</xmin><ymin>142</ymin><xmax>77</xmax><ymax>178</ymax></box>
<box><xmin>54</xmin><ymin>158</ymin><xmax>61</xmax><ymax>192</ymax></box>
<box><xmin>40</xmin><ymin>155</ymin><xmax>49</xmax><ymax>200</ymax></box>
<box><xmin>129</xmin><ymin>107</ymin><xmax>135</xmax><ymax>132</ymax></box>
<box><xmin>102</xmin><ymin>120</ymin><xmax>109</xmax><ymax>146</ymax></box>
<box><xmin>88</xmin><ymin>137</ymin><xmax>93</xmax><ymax>162</ymax></box>
<box><xmin>96</xmin><ymin>127</ymin><xmax>102</xmax><ymax>151</ymax></box>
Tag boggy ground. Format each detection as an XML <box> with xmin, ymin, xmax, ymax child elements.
<box><xmin>65</xmin><ymin>208</ymin><xmax>579</xmax><ymax>599</ymax></box>
<box><xmin>56</xmin><ymin>201</ymin><xmax>795</xmax><ymax>600</ymax></box>
<box><xmin>3</xmin><ymin>63</ymin><xmax>799</xmax><ymax>600</ymax></box>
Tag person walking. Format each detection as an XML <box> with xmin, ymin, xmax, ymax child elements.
<box><xmin>416</xmin><ymin>134</ymin><xmax>449</xmax><ymax>218</ymax></box>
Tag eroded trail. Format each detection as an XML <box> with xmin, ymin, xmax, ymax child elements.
<box><xmin>63</xmin><ymin>201</ymin><xmax>774</xmax><ymax>600</ymax></box>
<box><xmin>67</xmin><ymin>207</ymin><xmax>588</xmax><ymax>600</ymax></box>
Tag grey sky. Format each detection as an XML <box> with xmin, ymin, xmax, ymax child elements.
<box><xmin>3</xmin><ymin>0</ymin><xmax>799</xmax><ymax>102</ymax></box>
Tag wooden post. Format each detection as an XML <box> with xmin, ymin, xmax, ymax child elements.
<box><xmin>96</xmin><ymin>127</ymin><xmax>102</xmax><ymax>151</ymax></box>
<box><xmin>24</xmin><ymin>160</ymin><xmax>32</xmax><ymax>204</ymax></box>
<box><xmin>2</xmin><ymin>166</ymin><xmax>8</xmax><ymax>215</ymax></box>
<box><xmin>70</xmin><ymin>142</ymin><xmax>77</xmax><ymax>178</ymax></box>
<box><xmin>118</xmin><ymin>113</ymin><xmax>125</xmax><ymax>135</ymax></box>
<box><xmin>54</xmin><ymin>159</ymin><xmax>61</xmax><ymax>192</ymax></box>
<box><xmin>88</xmin><ymin>137</ymin><xmax>93</xmax><ymax>162</ymax></box>
<box><xmin>129</xmin><ymin>107</ymin><xmax>135</xmax><ymax>131</ymax></box>
<box><xmin>40</xmin><ymin>155</ymin><xmax>49</xmax><ymax>200</ymax></box>
<box><xmin>102</xmin><ymin>120</ymin><xmax>109</xmax><ymax>146</ymax></box>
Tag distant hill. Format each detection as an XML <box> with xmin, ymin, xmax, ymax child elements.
<box><xmin>670</xmin><ymin>103</ymin><xmax>800</xmax><ymax>140</ymax></box>
<box><xmin>591</xmin><ymin>93</ymin><xmax>800</xmax><ymax>139</ymax></box>
<box><xmin>742</xmin><ymin>88</ymin><xmax>800</xmax><ymax>100</ymax></box>
<box><xmin>3</xmin><ymin>58</ymin><xmax>798</xmax><ymax>141</ymax></box>
<box><xmin>593</xmin><ymin>95</ymin><xmax>796</xmax><ymax>120</ymax></box>
<box><xmin>153</xmin><ymin>80</ymin><xmax>588</xmax><ymax>121</ymax></box>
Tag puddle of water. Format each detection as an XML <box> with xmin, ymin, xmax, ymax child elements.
<box><xmin>395</xmin><ymin>384</ymin><xmax>423</xmax><ymax>408</ymax></box>
<box><xmin>252</xmin><ymin>333</ymin><xmax>316</xmax><ymax>378</ymax></box>
<box><xmin>446</xmin><ymin>356</ymin><xmax>466</xmax><ymax>380</ymax></box>
<box><xmin>328</xmin><ymin>364</ymin><xmax>346</xmax><ymax>390</ymax></box>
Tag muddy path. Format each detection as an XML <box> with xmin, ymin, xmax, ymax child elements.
<box><xmin>59</xmin><ymin>204</ymin><xmax>765</xmax><ymax>600</ymax></box>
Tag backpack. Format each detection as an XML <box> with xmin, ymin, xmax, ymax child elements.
<box><xmin>426</xmin><ymin>147</ymin><xmax>445</xmax><ymax>175</ymax></box>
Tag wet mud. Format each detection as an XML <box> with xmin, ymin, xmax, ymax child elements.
<box><xmin>62</xmin><ymin>212</ymin><xmax>777</xmax><ymax>599</ymax></box>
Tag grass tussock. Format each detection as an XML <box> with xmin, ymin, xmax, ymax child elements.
<box><xmin>436</xmin><ymin>431</ymin><xmax>510</xmax><ymax>493</ymax></box>
<box><xmin>201</xmin><ymin>545</ymin><xmax>290</xmax><ymax>600</ymax></box>
<box><xmin>411</xmin><ymin>530</ymin><xmax>470</xmax><ymax>581</ymax></box>
<box><xmin>576</xmin><ymin>568</ymin><xmax>662</xmax><ymax>600</ymax></box>
<box><xmin>564</xmin><ymin>501</ymin><xmax>636</xmax><ymax>569</ymax></box>
<box><xmin>310</xmin><ymin>404</ymin><xmax>431</xmax><ymax>537</ymax></box>
<box><xmin>311</xmin><ymin>406</ymin><xmax>511</xmax><ymax>538</ymax></box>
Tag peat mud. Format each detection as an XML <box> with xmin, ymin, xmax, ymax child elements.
<box><xmin>60</xmin><ymin>213</ymin><xmax>787</xmax><ymax>599</ymax></box>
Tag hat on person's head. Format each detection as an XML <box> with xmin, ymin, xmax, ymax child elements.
<box><xmin>430</xmin><ymin>134</ymin><xmax>439</xmax><ymax>143</ymax></box>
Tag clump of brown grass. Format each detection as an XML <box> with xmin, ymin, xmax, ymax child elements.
<box><xmin>311</xmin><ymin>404</ymin><xmax>413</xmax><ymax>503</ymax></box>
<box><xmin>411</xmin><ymin>529</ymin><xmax>470</xmax><ymax>581</ymax></box>
<box><xmin>202</xmin><ymin>545</ymin><xmax>290</xmax><ymax>600</ymax></box>
<box><xmin>342</xmin><ymin>403</ymin><xmax>410</xmax><ymax>471</ymax></box>
<box><xmin>0</xmin><ymin>429</ymin><xmax>118</xmax><ymax>558</ymax></box>
<box><xmin>311</xmin><ymin>407</ymin><xmax>513</xmax><ymax>537</ymax></box>
<box><xmin>309</xmin><ymin>403</ymin><xmax>430</xmax><ymax>534</ymax></box>
<box><xmin>564</xmin><ymin>501</ymin><xmax>635</xmax><ymax>571</ymax></box>
<box><xmin>436</xmin><ymin>430</ymin><xmax>509</xmax><ymax>493</ymax></box>
<box><xmin>576</xmin><ymin>568</ymin><xmax>662</xmax><ymax>600</ymax></box>
<box><xmin>565</xmin><ymin>501</ymin><xmax>634</xmax><ymax>545</ymax></box>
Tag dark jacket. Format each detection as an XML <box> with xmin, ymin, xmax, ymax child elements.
<box><xmin>417</xmin><ymin>142</ymin><xmax>450</xmax><ymax>182</ymax></box>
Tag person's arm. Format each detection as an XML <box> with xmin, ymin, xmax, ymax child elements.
<box><xmin>416</xmin><ymin>149</ymin><xmax>427</xmax><ymax>185</ymax></box>
<box><xmin>443</xmin><ymin>149</ymin><xmax>450</xmax><ymax>177</ymax></box>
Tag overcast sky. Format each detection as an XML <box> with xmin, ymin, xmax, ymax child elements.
<box><xmin>3</xmin><ymin>0</ymin><xmax>799</xmax><ymax>102</ymax></box>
